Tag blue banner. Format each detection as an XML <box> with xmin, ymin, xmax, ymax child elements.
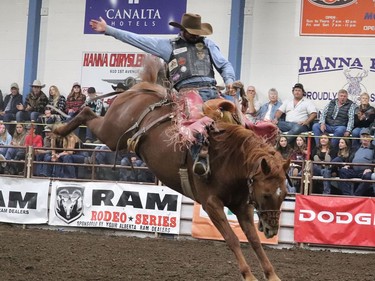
<box><xmin>84</xmin><ymin>0</ymin><xmax>187</xmax><ymax>34</ymax></box>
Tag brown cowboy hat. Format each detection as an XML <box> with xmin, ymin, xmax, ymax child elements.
<box><xmin>169</xmin><ymin>13</ymin><xmax>213</xmax><ymax>36</ymax></box>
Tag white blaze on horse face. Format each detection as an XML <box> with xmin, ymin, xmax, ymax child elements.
<box><xmin>275</xmin><ymin>187</ymin><xmax>282</xmax><ymax>197</ymax></box>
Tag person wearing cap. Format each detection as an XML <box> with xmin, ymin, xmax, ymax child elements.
<box><xmin>65</xmin><ymin>82</ymin><xmax>86</xmax><ymax>118</ymax></box>
<box><xmin>337</xmin><ymin>128</ymin><xmax>375</xmax><ymax>196</ymax></box>
<box><xmin>0</xmin><ymin>82</ymin><xmax>23</xmax><ymax>130</ymax></box>
<box><xmin>16</xmin><ymin>79</ymin><xmax>49</xmax><ymax>123</ymax></box>
<box><xmin>273</xmin><ymin>83</ymin><xmax>317</xmax><ymax>143</ymax></box>
<box><xmin>90</xmin><ymin>13</ymin><xmax>235</xmax><ymax>102</ymax></box>
<box><xmin>312</xmin><ymin>88</ymin><xmax>357</xmax><ymax>148</ymax></box>
<box><xmin>84</xmin><ymin>87</ymin><xmax>104</xmax><ymax>143</ymax></box>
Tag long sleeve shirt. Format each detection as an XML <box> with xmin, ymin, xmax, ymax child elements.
<box><xmin>105</xmin><ymin>26</ymin><xmax>236</xmax><ymax>86</ymax></box>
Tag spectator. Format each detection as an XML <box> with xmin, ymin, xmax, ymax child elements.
<box><xmin>311</xmin><ymin>133</ymin><xmax>335</xmax><ymax>194</ymax></box>
<box><xmin>242</xmin><ymin>85</ymin><xmax>260</xmax><ymax>123</ymax></box>
<box><xmin>16</xmin><ymin>80</ymin><xmax>48</xmax><ymax>123</ymax></box>
<box><xmin>337</xmin><ymin>128</ymin><xmax>374</xmax><ymax>196</ymax></box>
<box><xmin>42</xmin><ymin>127</ymin><xmax>82</xmax><ymax>178</ymax></box>
<box><xmin>312</xmin><ymin>89</ymin><xmax>357</xmax><ymax>148</ymax></box>
<box><xmin>0</xmin><ymin>83</ymin><xmax>23</xmax><ymax>132</ymax></box>
<box><xmin>275</xmin><ymin>135</ymin><xmax>295</xmax><ymax>193</ymax></box>
<box><xmin>290</xmin><ymin>135</ymin><xmax>308</xmax><ymax>175</ymax></box>
<box><xmin>351</xmin><ymin>92</ymin><xmax>375</xmax><ymax>149</ymax></box>
<box><xmin>0</xmin><ymin>123</ymin><xmax>12</xmax><ymax>157</ymax></box>
<box><xmin>65</xmin><ymin>82</ymin><xmax>86</xmax><ymax>119</ymax></box>
<box><xmin>84</xmin><ymin>87</ymin><xmax>104</xmax><ymax>143</ymax></box>
<box><xmin>275</xmin><ymin>135</ymin><xmax>293</xmax><ymax>160</ymax></box>
<box><xmin>0</xmin><ymin>89</ymin><xmax>3</xmax><ymax>110</ymax></box>
<box><xmin>4</xmin><ymin>123</ymin><xmax>27</xmax><ymax>161</ymax></box>
<box><xmin>324</xmin><ymin>138</ymin><xmax>353</xmax><ymax>195</ymax></box>
<box><xmin>256</xmin><ymin>88</ymin><xmax>282</xmax><ymax>122</ymax></box>
<box><xmin>120</xmin><ymin>153</ymin><xmax>155</xmax><ymax>182</ymax></box>
<box><xmin>43</xmin><ymin>85</ymin><xmax>67</xmax><ymax>123</ymax></box>
<box><xmin>34</xmin><ymin>126</ymin><xmax>53</xmax><ymax>176</ymax></box>
<box><xmin>273</xmin><ymin>83</ymin><xmax>317</xmax><ymax>143</ymax></box>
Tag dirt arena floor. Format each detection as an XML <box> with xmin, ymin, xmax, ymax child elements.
<box><xmin>0</xmin><ymin>223</ymin><xmax>374</xmax><ymax>281</ymax></box>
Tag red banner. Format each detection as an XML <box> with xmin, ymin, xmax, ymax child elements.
<box><xmin>295</xmin><ymin>195</ymin><xmax>375</xmax><ymax>247</ymax></box>
<box><xmin>300</xmin><ymin>0</ymin><xmax>375</xmax><ymax>37</ymax></box>
<box><xmin>192</xmin><ymin>203</ymin><xmax>279</xmax><ymax>245</ymax></box>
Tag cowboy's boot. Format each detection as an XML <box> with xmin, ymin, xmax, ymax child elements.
<box><xmin>192</xmin><ymin>145</ymin><xmax>210</xmax><ymax>177</ymax></box>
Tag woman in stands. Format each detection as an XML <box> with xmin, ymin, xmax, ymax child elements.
<box><xmin>310</xmin><ymin>133</ymin><xmax>336</xmax><ymax>194</ymax></box>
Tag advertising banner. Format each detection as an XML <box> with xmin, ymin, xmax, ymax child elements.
<box><xmin>0</xmin><ymin>178</ymin><xmax>49</xmax><ymax>224</ymax></box>
<box><xmin>191</xmin><ymin>203</ymin><xmax>279</xmax><ymax>244</ymax></box>
<box><xmin>81</xmin><ymin>51</ymin><xmax>146</xmax><ymax>95</ymax></box>
<box><xmin>294</xmin><ymin>194</ymin><xmax>375</xmax><ymax>247</ymax></box>
<box><xmin>49</xmin><ymin>181</ymin><xmax>182</xmax><ymax>234</ymax></box>
<box><xmin>300</xmin><ymin>0</ymin><xmax>375</xmax><ymax>37</ymax></box>
<box><xmin>84</xmin><ymin>0</ymin><xmax>187</xmax><ymax>34</ymax></box>
<box><xmin>298</xmin><ymin>56</ymin><xmax>375</xmax><ymax>110</ymax></box>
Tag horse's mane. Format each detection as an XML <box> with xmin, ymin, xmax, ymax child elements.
<box><xmin>211</xmin><ymin>123</ymin><xmax>284</xmax><ymax>178</ymax></box>
<box><xmin>139</xmin><ymin>55</ymin><xmax>168</xmax><ymax>87</ymax></box>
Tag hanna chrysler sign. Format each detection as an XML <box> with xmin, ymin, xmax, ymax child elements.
<box><xmin>84</xmin><ymin>0</ymin><xmax>187</xmax><ymax>34</ymax></box>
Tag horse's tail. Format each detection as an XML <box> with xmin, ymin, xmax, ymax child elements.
<box><xmin>139</xmin><ymin>55</ymin><xmax>165</xmax><ymax>84</ymax></box>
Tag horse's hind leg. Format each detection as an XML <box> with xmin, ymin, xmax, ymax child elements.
<box><xmin>54</xmin><ymin>107</ymin><xmax>97</xmax><ymax>136</ymax></box>
<box><xmin>234</xmin><ymin>205</ymin><xmax>280</xmax><ymax>281</ymax></box>
<box><xmin>203</xmin><ymin>196</ymin><xmax>258</xmax><ymax>281</ymax></box>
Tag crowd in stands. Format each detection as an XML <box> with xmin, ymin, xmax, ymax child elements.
<box><xmin>239</xmin><ymin>82</ymin><xmax>375</xmax><ymax>197</ymax></box>
<box><xmin>0</xmin><ymin>79</ymin><xmax>154</xmax><ymax>183</ymax></box>
<box><xmin>1</xmin><ymin>79</ymin><xmax>375</xmax><ymax>196</ymax></box>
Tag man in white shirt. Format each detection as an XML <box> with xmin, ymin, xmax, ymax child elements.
<box><xmin>273</xmin><ymin>83</ymin><xmax>317</xmax><ymax>143</ymax></box>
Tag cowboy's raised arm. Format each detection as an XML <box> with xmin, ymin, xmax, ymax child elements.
<box><xmin>90</xmin><ymin>17</ymin><xmax>107</xmax><ymax>33</ymax></box>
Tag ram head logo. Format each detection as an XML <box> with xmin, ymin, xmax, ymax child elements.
<box><xmin>55</xmin><ymin>186</ymin><xmax>84</xmax><ymax>224</ymax></box>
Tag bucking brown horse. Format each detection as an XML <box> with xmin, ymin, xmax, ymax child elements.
<box><xmin>54</xmin><ymin>56</ymin><xmax>290</xmax><ymax>281</ymax></box>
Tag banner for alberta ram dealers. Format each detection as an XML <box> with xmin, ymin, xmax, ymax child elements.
<box><xmin>298</xmin><ymin>56</ymin><xmax>375</xmax><ymax>110</ymax></box>
<box><xmin>84</xmin><ymin>0</ymin><xmax>187</xmax><ymax>34</ymax></box>
<box><xmin>48</xmin><ymin>181</ymin><xmax>182</xmax><ymax>234</ymax></box>
<box><xmin>0</xmin><ymin>178</ymin><xmax>49</xmax><ymax>224</ymax></box>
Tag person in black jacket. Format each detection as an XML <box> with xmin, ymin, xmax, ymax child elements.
<box><xmin>0</xmin><ymin>83</ymin><xmax>23</xmax><ymax>132</ymax></box>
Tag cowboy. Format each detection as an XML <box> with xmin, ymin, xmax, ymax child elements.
<box><xmin>16</xmin><ymin>79</ymin><xmax>49</xmax><ymax>123</ymax></box>
<box><xmin>90</xmin><ymin>13</ymin><xmax>236</xmax><ymax>177</ymax></box>
<box><xmin>90</xmin><ymin>13</ymin><xmax>235</xmax><ymax>102</ymax></box>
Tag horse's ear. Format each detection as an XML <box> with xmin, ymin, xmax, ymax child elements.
<box><xmin>260</xmin><ymin>158</ymin><xmax>271</xmax><ymax>175</ymax></box>
<box><xmin>283</xmin><ymin>158</ymin><xmax>291</xmax><ymax>172</ymax></box>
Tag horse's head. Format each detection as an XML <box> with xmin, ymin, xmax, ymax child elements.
<box><xmin>248</xmin><ymin>156</ymin><xmax>290</xmax><ymax>238</ymax></box>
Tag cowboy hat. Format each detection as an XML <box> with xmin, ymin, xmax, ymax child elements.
<box><xmin>111</xmin><ymin>77</ymin><xmax>137</xmax><ymax>91</ymax></box>
<box><xmin>169</xmin><ymin>13</ymin><xmax>213</xmax><ymax>36</ymax></box>
<box><xmin>30</xmin><ymin>79</ymin><xmax>45</xmax><ymax>88</ymax></box>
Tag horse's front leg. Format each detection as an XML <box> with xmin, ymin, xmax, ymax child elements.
<box><xmin>234</xmin><ymin>204</ymin><xmax>280</xmax><ymax>281</ymax></box>
<box><xmin>203</xmin><ymin>196</ymin><xmax>258</xmax><ymax>281</ymax></box>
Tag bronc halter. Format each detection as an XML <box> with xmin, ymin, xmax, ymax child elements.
<box><xmin>246</xmin><ymin>177</ymin><xmax>281</xmax><ymax>229</ymax></box>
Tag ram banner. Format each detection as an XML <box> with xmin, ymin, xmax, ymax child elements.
<box><xmin>49</xmin><ymin>181</ymin><xmax>182</xmax><ymax>234</ymax></box>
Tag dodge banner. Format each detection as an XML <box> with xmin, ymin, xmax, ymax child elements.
<box><xmin>294</xmin><ymin>194</ymin><xmax>375</xmax><ymax>247</ymax></box>
<box><xmin>300</xmin><ymin>0</ymin><xmax>375</xmax><ymax>36</ymax></box>
<box><xmin>192</xmin><ymin>203</ymin><xmax>279</xmax><ymax>244</ymax></box>
<box><xmin>49</xmin><ymin>181</ymin><xmax>182</xmax><ymax>234</ymax></box>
